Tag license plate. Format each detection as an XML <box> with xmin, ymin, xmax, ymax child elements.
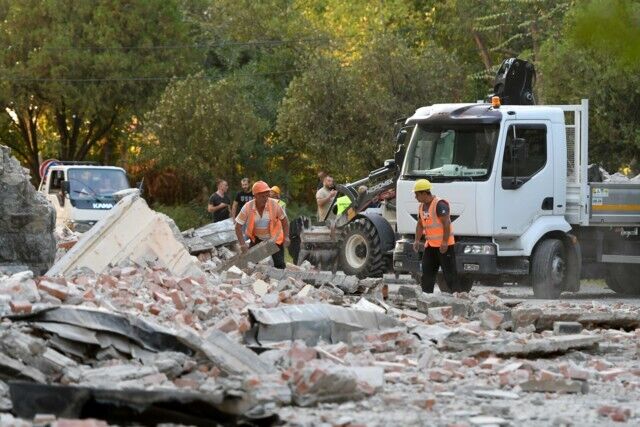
<box><xmin>464</xmin><ymin>263</ymin><xmax>480</xmax><ymax>271</ymax></box>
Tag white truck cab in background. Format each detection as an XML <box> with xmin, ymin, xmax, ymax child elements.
<box><xmin>38</xmin><ymin>163</ymin><xmax>138</xmax><ymax>232</ymax></box>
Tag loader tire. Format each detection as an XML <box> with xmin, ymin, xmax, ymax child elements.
<box><xmin>288</xmin><ymin>216</ymin><xmax>307</xmax><ymax>265</ymax></box>
<box><xmin>339</xmin><ymin>218</ymin><xmax>386</xmax><ymax>278</ymax></box>
<box><xmin>605</xmin><ymin>264</ymin><xmax>640</xmax><ymax>295</ymax></box>
<box><xmin>531</xmin><ymin>239</ymin><xmax>566</xmax><ymax>299</ymax></box>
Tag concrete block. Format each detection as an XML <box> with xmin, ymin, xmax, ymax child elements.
<box><xmin>553</xmin><ymin>321</ymin><xmax>583</xmax><ymax>335</ymax></box>
<box><xmin>216</xmin><ymin>240</ymin><xmax>279</xmax><ymax>272</ymax></box>
<box><xmin>46</xmin><ymin>195</ymin><xmax>202</xmax><ymax>278</ymax></box>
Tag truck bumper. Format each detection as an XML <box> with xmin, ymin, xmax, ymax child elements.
<box><xmin>393</xmin><ymin>238</ymin><xmax>530</xmax><ymax>278</ymax></box>
<box><xmin>392</xmin><ymin>239</ymin><xmax>422</xmax><ymax>274</ymax></box>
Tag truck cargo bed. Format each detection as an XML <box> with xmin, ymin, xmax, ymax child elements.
<box><xmin>589</xmin><ymin>182</ymin><xmax>640</xmax><ymax>225</ymax></box>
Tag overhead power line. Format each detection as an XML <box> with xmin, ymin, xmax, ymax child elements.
<box><xmin>10</xmin><ymin>36</ymin><xmax>339</xmax><ymax>52</ymax></box>
<box><xmin>0</xmin><ymin>69</ymin><xmax>306</xmax><ymax>84</ymax></box>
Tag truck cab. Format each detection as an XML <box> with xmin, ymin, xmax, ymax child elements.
<box><xmin>394</xmin><ymin>103</ymin><xmax>583</xmax><ymax>298</ymax></box>
<box><xmin>39</xmin><ymin>164</ymin><xmax>135</xmax><ymax>232</ymax></box>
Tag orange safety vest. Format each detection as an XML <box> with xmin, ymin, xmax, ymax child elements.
<box><xmin>419</xmin><ymin>197</ymin><xmax>455</xmax><ymax>248</ymax></box>
<box><xmin>245</xmin><ymin>198</ymin><xmax>285</xmax><ymax>245</ymax></box>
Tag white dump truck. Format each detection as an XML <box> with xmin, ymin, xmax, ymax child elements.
<box><xmin>295</xmin><ymin>59</ymin><xmax>640</xmax><ymax>297</ymax></box>
<box><xmin>38</xmin><ymin>161</ymin><xmax>138</xmax><ymax>232</ymax></box>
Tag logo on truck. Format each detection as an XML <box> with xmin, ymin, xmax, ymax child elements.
<box><xmin>92</xmin><ymin>203</ymin><xmax>114</xmax><ymax>209</ymax></box>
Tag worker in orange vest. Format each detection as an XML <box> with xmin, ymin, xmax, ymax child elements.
<box><xmin>412</xmin><ymin>179</ymin><xmax>458</xmax><ymax>293</ymax></box>
<box><xmin>234</xmin><ymin>180</ymin><xmax>290</xmax><ymax>269</ymax></box>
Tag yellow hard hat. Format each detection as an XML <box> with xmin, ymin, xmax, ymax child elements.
<box><xmin>270</xmin><ymin>185</ymin><xmax>281</xmax><ymax>195</ymax></box>
<box><xmin>413</xmin><ymin>179</ymin><xmax>432</xmax><ymax>192</ymax></box>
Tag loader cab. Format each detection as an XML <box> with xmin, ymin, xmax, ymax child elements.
<box><xmin>41</xmin><ymin>165</ymin><xmax>133</xmax><ymax>232</ymax></box>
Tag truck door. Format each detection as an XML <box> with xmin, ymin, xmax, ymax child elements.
<box><xmin>46</xmin><ymin>169</ymin><xmax>66</xmax><ymax>226</ymax></box>
<box><xmin>494</xmin><ymin>121</ymin><xmax>553</xmax><ymax>236</ymax></box>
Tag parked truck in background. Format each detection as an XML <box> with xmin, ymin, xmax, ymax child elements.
<box><xmin>38</xmin><ymin>161</ymin><xmax>139</xmax><ymax>232</ymax></box>
<box><xmin>294</xmin><ymin>59</ymin><xmax>640</xmax><ymax>297</ymax></box>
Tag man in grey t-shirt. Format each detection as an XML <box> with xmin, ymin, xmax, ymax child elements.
<box><xmin>315</xmin><ymin>175</ymin><xmax>337</xmax><ymax>222</ymax></box>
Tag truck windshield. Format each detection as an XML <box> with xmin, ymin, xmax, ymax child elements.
<box><xmin>403</xmin><ymin>124</ymin><xmax>499</xmax><ymax>181</ymax></box>
<box><xmin>67</xmin><ymin>168</ymin><xmax>130</xmax><ymax>199</ymax></box>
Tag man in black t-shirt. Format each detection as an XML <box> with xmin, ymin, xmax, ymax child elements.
<box><xmin>207</xmin><ymin>180</ymin><xmax>230</xmax><ymax>222</ymax></box>
<box><xmin>231</xmin><ymin>177</ymin><xmax>254</xmax><ymax>219</ymax></box>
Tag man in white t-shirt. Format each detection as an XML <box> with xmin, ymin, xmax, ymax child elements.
<box><xmin>315</xmin><ymin>175</ymin><xmax>337</xmax><ymax>222</ymax></box>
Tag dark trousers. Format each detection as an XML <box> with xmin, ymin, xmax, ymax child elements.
<box><xmin>251</xmin><ymin>238</ymin><xmax>286</xmax><ymax>269</ymax></box>
<box><xmin>421</xmin><ymin>245</ymin><xmax>457</xmax><ymax>293</ymax></box>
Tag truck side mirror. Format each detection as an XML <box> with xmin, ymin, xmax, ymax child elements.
<box><xmin>61</xmin><ymin>181</ymin><xmax>70</xmax><ymax>194</ymax></box>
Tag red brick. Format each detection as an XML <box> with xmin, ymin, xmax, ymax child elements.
<box><xmin>599</xmin><ymin>368</ymin><xmax>626</xmax><ymax>381</ymax></box>
<box><xmin>120</xmin><ymin>266</ymin><xmax>138</xmax><ymax>276</ymax></box>
<box><xmin>153</xmin><ymin>291</ymin><xmax>172</xmax><ymax>304</ymax></box>
<box><xmin>427</xmin><ymin>368</ymin><xmax>452</xmax><ymax>382</ymax></box>
<box><xmin>178</xmin><ymin>278</ymin><xmax>195</xmax><ymax>296</ymax></box>
<box><xmin>10</xmin><ymin>300</ymin><xmax>32</xmax><ymax>314</ymax></box>
<box><xmin>169</xmin><ymin>289</ymin><xmax>186</xmax><ymax>309</ymax></box>
<box><xmin>214</xmin><ymin>316</ymin><xmax>239</xmax><ymax>333</ymax></box>
<box><xmin>429</xmin><ymin>306</ymin><xmax>453</xmax><ymax>321</ymax></box>
<box><xmin>38</xmin><ymin>280</ymin><xmax>69</xmax><ymax>300</ymax></box>
<box><xmin>174</xmin><ymin>378</ymin><xmax>199</xmax><ymax>389</ymax></box>
<box><xmin>57</xmin><ymin>240</ymin><xmax>77</xmax><ymax>250</ymax></box>
<box><xmin>461</xmin><ymin>357</ymin><xmax>478</xmax><ymax>367</ymax></box>
<box><xmin>149</xmin><ymin>305</ymin><xmax>161</xmax><ymax>315</ymax></box>
<box><xmin>82</xmin><ymin>289</ymin><xmax>96</xmax><ymax>301</ymax></box>
<box><xmin>598</xmin><ymin>405</ymin><xmax>631</xmax><ymax>422</ymax></box>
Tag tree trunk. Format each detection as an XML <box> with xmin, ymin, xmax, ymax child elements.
<box><xmin>472</xmin><ymin>30</ymin><xmax>492</xmax><ymax>72</ymax></box>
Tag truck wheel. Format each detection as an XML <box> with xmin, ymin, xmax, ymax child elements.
<box><xmin>605</xmin><ymin>264</ymin><xmax>640</xmax><ymax>295</ymax></box>
<box><xmin>339</xmin><ymin>218</ymin><xmax>385</xmax><ymax>278</ymax></box>
<box><xmin>531</xmin><ymin>239</ymin><xmax>566</xmax><ymax>299</ymax></box>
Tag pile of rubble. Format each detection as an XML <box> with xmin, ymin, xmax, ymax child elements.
<box><xmin>0</xmin><ymin>148</ymin><xmax>637</xmax><ymax>425</ymax></box>
<box><xmin>1</xmin><ymin>257</ymin><xmax>639</xmax><ymax>425</ymax></box>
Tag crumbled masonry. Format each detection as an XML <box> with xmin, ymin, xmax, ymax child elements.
<box><xmin>0</xmin><ymin>194</ymin><xmax>638</xmax><ymax>425</ymax></box>
<box><xmin>0</xmin><ymin>146</ymin><xmax>56</xmax><ymax>275</ymax></box>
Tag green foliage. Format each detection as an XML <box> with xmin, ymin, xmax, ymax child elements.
<box><xmin>538</xmin><ymin>0</ymin><xmax>640</xmax><ymax>172</ymax></box>
<box><xmin>152</xmin><ymin>201</ymin><xmax>210</xmax><ymax>231</ymax></box>
<box><xmin>276</xmin><ymin>36</ymin><xmax>464</xmax><ymax>183</ymax></box>
<box><xmin>0</xmin><ymin>0</ymin><xmax>195</xmax><ymax>175</ymax></box>
<box><xmin>570</xmin><ymin>0</ymin><xmax>640</xmax><ymax>69</ymax></box>
<box><xmin>141</xmin><ymin>74</ymin><xmax>269</xmax><ymax>186</ymax></box>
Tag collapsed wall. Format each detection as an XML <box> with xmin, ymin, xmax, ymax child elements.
<box><xmin>0</xmin><ymin>146</ymin><xmax>56</xmax><ymax>274</ymax></box>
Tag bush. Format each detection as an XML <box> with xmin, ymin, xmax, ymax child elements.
<box><xmin>153</xmin><ymin>201</ymin><xmax>210</xmax><ymax>231</ymax></box>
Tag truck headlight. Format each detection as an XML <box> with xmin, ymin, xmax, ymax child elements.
<box><xmin>463</xmin><ymin>244</ymin><xmax>495</xmax><ymax>255</ymax></box>
<box><xmin>394</xmin><ymin>240</ymin><xmax>412</xmax><ymax>252</ymax></box>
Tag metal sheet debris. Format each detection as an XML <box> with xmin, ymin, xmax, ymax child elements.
<box><xmin>246</xmin><ymin>303</ymin><xmax>402</xmax><ymax>346</ymax></box>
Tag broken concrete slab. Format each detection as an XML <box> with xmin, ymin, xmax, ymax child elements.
<box><xmin>0</xmin><ymin>146</ymin><xmax>56</xmax><ymax>275</ymax></box>
<box><xmin>292</xmin><ymin>361</ymin><xmax>382</xmax><ymax>406</ymax></box>
<box><xmin>177</xmin><ymin>328</ymin><xmax>275</xmax><ymax>376</ymax></box>
<box><xmin>0</xmin><ymin>353</ymin><xmax>46</xmax><ymax>383</ymax></box>
<box><xmin>11</xmin><ymin>306</ymin><xmax>194</xmax><ymax>355</ymax></box>
<box><xmin>520</xmin><ymin>378</ymin><xmax>588</xmax><ymax>394</ymax></box>
<box><xmin>416</xmin><ymin>293</ymin><xmax>471</xmax><ymax>317</ymax></box>
<box><xmin>246</xmin><ymin>303</ymin><xmax>402</xmax><ymax>346</ymax></box>
<box><xmin>473</xmin><ymin>389</ymin><xmax>520</xmax><ymax>400</ymax></box>
<box><xmin>216</xmin><ymin>240</ymin><xmax>279</xmax><ymax>272</ymax></box>
<box><xmin>553</xmin><ymin>321</ymin><xmax>583</xmax><ymax>335</ymax></box>
<box><xmin>442</xmin><ymin>332</ymin><xmax>601</xmax><ymax>358</ymax></box>
<box><xmin>182</xmin><ymin>218</ymin><xmax>237</xmax><ymax>254</ymax></box>
<box><xmin>255</xmin><ymin>265</ymin><xmax>380</xmax><ymax>295</ymax></box>
<box><xmin>46</xmin><ymin>194</ymin><xmax>202</xmax><ymax>278</ymax></box>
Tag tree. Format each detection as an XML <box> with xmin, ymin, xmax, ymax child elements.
<box><xmin>276</xmin><ymin>36</ymin><xmax>464</xmax><ymax>184</ymax></box>
<box><xmin>538</xmin><ymin>0</ymin><xmax>640</xmax><ymax>173</ymax></box>
<box><xmin>141</xmin><ymin>74</ymin><xmax>268</xmax><ymax>193</ymax></box>
<box><xmin>0</xmin><ymin>0</ymin><xmax>195</xmax><ymax>177</ymax></box>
